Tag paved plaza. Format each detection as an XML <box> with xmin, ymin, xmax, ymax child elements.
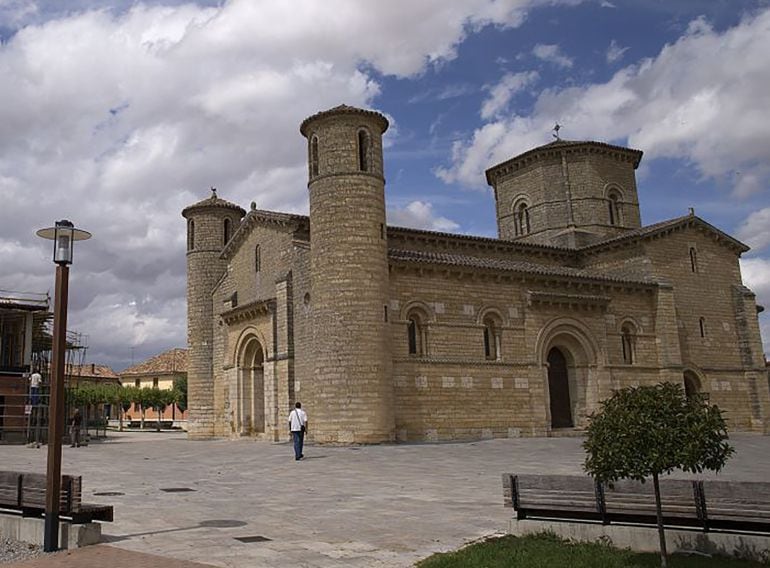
<box><xmin>1</xmin><ymin>431</ymin><xmax>769</xmax><ymax>567</ymax></box>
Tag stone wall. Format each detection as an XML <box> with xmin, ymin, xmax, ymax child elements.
<box><xmin>184</xmin><ymin>199</ymin><xmax>243</xmax><ymax>439</ymax></box>
<box><xmin>304</xmin><ymin>108</ymin><xmax>395</xmax><ymax>443</ymax></box>
<box><xmin>491</xmin><ymin>145</ymin><xmax>641</xmax><ymax>246</ymax></box>
<box><xmin>388</xmin><ymin>261</ymin><xmax>660</xmax><ymax>440</ymax></box>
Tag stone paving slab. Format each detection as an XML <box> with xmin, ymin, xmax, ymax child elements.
<box><xmin>0</xmin><ymin>431</ymin><xmax>768</xmax><ymax>567</ymax></box>
<box><xmin>7</xmin><ymin>544</ymin><xmax>218</xmax><ymax>567</ymax></box>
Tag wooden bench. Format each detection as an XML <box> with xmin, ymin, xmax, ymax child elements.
<box><xmin>701</xmin><ymin>480</ymin><xmax>770</xmax><ymax>533</ymax></box>
<box><xmin>0</xmin><ymin>471</ymin><xmax>113</xmax><ymax>524</ymax></box>
<box><xmin>503</xmin><ymin>474</ymin><xmax>770</xmax><ymax>533</ymax></box>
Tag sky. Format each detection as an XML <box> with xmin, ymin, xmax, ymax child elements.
<box><xmin>1</xmin><ymin>0</ymin><xmax>769</xmax><ymax>371</ymax></box>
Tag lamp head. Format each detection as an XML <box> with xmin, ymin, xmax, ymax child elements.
<box><xmin>36</xmin><ymin>219</ymin><xmax>91</xmax><ymax>265</ymax></box>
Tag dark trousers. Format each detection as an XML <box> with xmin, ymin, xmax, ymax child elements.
<box><xmin>69</xmin><ymin>425</ymin><xmax>81</xmax><ymax>447</ymax></box>
<box><xmin>292</xmin><ymin>430</ymin><xmax>304</xmax><ymax>459</ymax></box>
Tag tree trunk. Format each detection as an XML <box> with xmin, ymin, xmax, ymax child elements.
<box><xmin>653</xmin><ymin>472</ymin><xmax>668</xmax><ymax>568</ymax></box>
<box><xmin>156</xmin><ymin>407</ymin><xmax>161</xmax><ymax>432</ymax></box>
<box><xmin>119</xmin><ymin>406</ymin><xmax>123</xmax><ymax>432</ymax></box>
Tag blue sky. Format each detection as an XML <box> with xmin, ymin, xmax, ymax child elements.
<box><xmin>0</xmin><ymin>0</ymin><xmax>768</xmax><ymax>369</ymax></box>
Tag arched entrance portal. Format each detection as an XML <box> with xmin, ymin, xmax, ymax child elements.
<box><xmin>547</xmin><ymin>347</ymin><xmax>573</xmax><ymax>428</ymax></box>
<box><xmin>238</xmin><ymin>336</ymin><xmax>265</xmax><ymax>435</ymax></box>
<box><xmin>683</xmin><ymin>371</ymin><xmax>701</xmax><ymax>400</ymax></box>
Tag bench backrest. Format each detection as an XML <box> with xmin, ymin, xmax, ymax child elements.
<box><xmin>602</xmin><ymin>478</ymin><xmax>700</xmax><ymax>520</ymax></box>
<box><xmin>701</xmin><ymin>480</ymin><xmax>770</xmax><ymax>526</ymax></box>
<box><xmin>0</xmin><ymin>471</ymin><xmax>82</xmax><ymax>514</ymax></box>
<box><xmin>504</xmin><ymin>474</ymin><xmax>600</xmax><ymax>515</ymax></box>
<box><xmin>0</xmin><ymin>472</ymin><xmax>21</xmax><ymax>507</ymax></box>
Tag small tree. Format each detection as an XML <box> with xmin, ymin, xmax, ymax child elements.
<box><xmin>584</xmin><ymin>382</ymin><xmax>733</xmax><ymax>567</ymax></box>
<box><xmin>136</xmin><ymin>387</ymin><xmax>158</xmax><ymax>429</ymax></box>
<box><xmin>153</xmin><ymin>389</ymin><xmax>176</xmax><ymax>432</ymax></box>
<box><xmin>172</xmin><ymin>376</ymin><xmax>187</xmax><ymax>414</ymax></box>
<box><xmin>118</xmin><ymin>386</ymin><xmax>136</xmax><ymax>431</ymax></box>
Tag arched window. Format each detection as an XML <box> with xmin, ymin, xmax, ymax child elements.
<box><xmin>357</xmin><ymin>128</ymin><xmax>370</xmax><ymax>172</ymax></box>
<box><xmin>406</xmin><ymin>310</ymin><xmax>427</xmax><ymax>356</ymax></box>
<box><xmin>187</xmin><ymin>219</ymin><xmax>195</xmax><ymax>251</ymax></box>
<box><xmin>255</xmin><ymin>245</ymin><xmax>261</xmax><ymax>273</ymax></box>
<box><xmin>483</xmin><ymin>314</ymin><xmax>502</xmax><ymax>361</ymax></box>
<box><xmin>515</xmin><ymin>203</ymin><xmax>531</xmax><ymax>236</ymax></box>
<box><xmin>223</xmin><ymin>218</ymin><xmax>231</xmax><ymax>246</ymax></box>
<box><xmin>689</xmin><ymin>247</ymin><xmax>698</xmax><ymax>273</ymax></box>
<box><xmin>699</xmin><ymin>317</ymin><xmax>706</xmax><ymax>338</ymax></box>
<box><xmin>608</xmin><ymin>191</ymin><xmax>620</xmax><ymax>226</ymax></box>
<box><xmin>310</xmin><ymin>135</ymin><xmax>319</xmax><ymax>177</ymax></box>
<box><xmin>620</xmin><ymin>323</ymin><xmax>634</xmax><ymax>364</ymax></box>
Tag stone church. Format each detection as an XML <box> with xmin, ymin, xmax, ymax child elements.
<box><xmin>183</xmin><ymin>104</ymin><xmax>769</xmax><ymax>443</ymax></box>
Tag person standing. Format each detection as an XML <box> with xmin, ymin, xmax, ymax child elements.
<box><xmin>69</xmin><ymin>409</ymin><xmax>82</xmax><ymax>448</ymax></box>
<box><xmin>289</xmin><ymin>402</ymin><xmax>307</xmax><ymax>461</ymax></box>
<box><xmin>29</xmin><ymin>371</ymin><xmax>42</xmax><ymax>405</ymax></box>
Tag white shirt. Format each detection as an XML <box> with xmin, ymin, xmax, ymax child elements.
<box><xmin>289</xmin><ymin>408</ymin><xmax>307</xmax><ymax>432</ymax></box>
<box><xmin>30</xmin><ymin>372</ymin><xmax>42</xmax><ymax>388</ymax></box>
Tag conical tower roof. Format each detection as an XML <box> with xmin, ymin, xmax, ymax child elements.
<box><xmin>182</xmin><ymin>187</ymin><xmax>246</xmax><ymax>218</ymax></box>
<box><xmin>300</xmin><ymin>104</ymin><xmax>389</xmax><ymax>137</ymax></box>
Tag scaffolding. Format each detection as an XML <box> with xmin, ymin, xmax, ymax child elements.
<box><xmin>0</xmin><ymin>298</ymin><xmax>97</xmax><ymax>445</ymax></box>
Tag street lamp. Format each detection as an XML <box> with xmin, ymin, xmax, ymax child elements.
<box><xmin>36</xmin><ymin>220</ymin><xmax>91</xmax><ymax>552</ymax></box>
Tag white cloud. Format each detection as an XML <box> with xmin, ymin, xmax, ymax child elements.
<box><xmin>439</xmin><ymin>9</ymin><xmax>770</xmax><ymax>196</ymax></box>
<box><xmin>408</xmin><ymin>83</ymin><xmax>476</xmax><ymax>104</ymax></box>
<box><xmin>0</xmin><ymin>0</ymin><xmax>37</xmax><ymax>26</ymax></box>
<box><xmin>600</xmin><ymin>1</ymin><xmax>616</xmax><ymax>7</ymax></box>
<box><xmin>605</xmin><ymin>39</ymin><xmax>628</xmax><ymax>64</ymax></box>
<box><xmin>0</xmin><ymin>0</ymin><xmax>572</xmax><ymax>369</ymax></box>
<box><xmin>532</xmin><ymin>43</ymin><xmax>574</xmax><ymax>68</ymax></box>
<box><xmin>388</xmin><ymin>201</ymin><xmax>460</xmax><ymax>232</ymax></box>
<box><xmin>480</xmin><ymin>70</ymin><xmax>538</xmax><ymax>119</ymax></box>
<box><xmin>737</xmin><ymin>208</ymin><xmax>770</xmax><ymax>253</ymax></box>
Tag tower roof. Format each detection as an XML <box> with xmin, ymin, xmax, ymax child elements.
<box><xmin>300</xmin><ymin>104</ymin><xmax>389</xmax><ymax>137</ymax></box>
<box><xmin>182</xmin><ymin>187</ymin><xmax>246</xmax><ymax>218</ymax></box>
<box><xmin>485</xmin><ymin>139</ymin><xmax>643</xmax><ymax>185</ymax></box>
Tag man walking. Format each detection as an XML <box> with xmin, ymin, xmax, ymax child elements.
<box><xmin>289</xmin><ymin>402</ymin><xmax>307</xmax><ymax>461</ymax></box>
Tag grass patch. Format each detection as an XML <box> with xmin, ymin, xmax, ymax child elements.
<box><xmin>415</xmin><ymin>533</ymin><xmax>768</xmax><ymax>568</ymax></box>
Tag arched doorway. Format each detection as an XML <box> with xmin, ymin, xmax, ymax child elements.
<box><xmin>683</xmin><ymin>371</ymin><xmax>701</xmax><ymax>400</ymax></box>
<box><xmin>238</xmin><ymin>336</ymin><xmax>265</xmax><ymax>435</ymax></box>
<box><xmin>548</xmin><ymin>347</ymin><xmax>573</xmax><ymax>428</ymax></box>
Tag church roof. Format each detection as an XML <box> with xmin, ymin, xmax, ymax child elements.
<box><xmin>580</xmin><ymin>214</ymin><xmax>749</xmax><ymax>254</ymax></box>
<box><xmin>221</xmin><ymin>208</ymin><xmax>309</xmax><ymax>259</ymax></box>
<box><xmin>485</xmin><ymin>139</ymin><xmax>643</xmax><ymax>185</ymax></box>
<box><xmin>387</xmin><ymin>224</ymin><xmax>574</xmax><ymax>254</ymax></box>
<box><xmin>389</xmin><ymin>248</ymin><xmax>656</xmax><ymax>286</ymax></box>
<box><xmin>121</xmin><ymin>348</ymin><xmax>188</xmax><ymax>377</ymax></box>
<box><xmin>299</xmin><ymin>104</ymin><xmax>389</xmax><ymax>136</ymax></box>
<box><xmin>220</xmin><ymin>208</ymin><xmax>747</xmax><ymax>268</ymax></box>
<box><xmin>182</xmin><ymin>188</ymin><xmax>246</xmax><ymax>218</ymax></box>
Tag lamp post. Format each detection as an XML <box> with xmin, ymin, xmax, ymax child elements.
<box><xmin>36</xmin><ymin>220</ymin><xmax>91</xmax><ymax>552</ymax></box>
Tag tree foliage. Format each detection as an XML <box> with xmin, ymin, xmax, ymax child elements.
<box><xmin>66</xmin><ymin>381</ymin><xmax>184</xmax><ymax>431</ymax></box>
<box><xmin>583</xmin><ymin>382</ymin><xmax>734</xmax><ymax>567</ymax></box>
<box><xmin>583</xmin><ymin>382</ymin><xmax>733</xmax><ymax>483</ymax></box>
<box><xmin>172</xmin><ymin>376</ymin><xmax>187</xmax><ymax>413</ymax></box>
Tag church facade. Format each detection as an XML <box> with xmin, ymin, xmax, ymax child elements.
<box><xmin>183</xmin><ymin>104</ymin><xmax>769</xmax><ymax>443</ymax></box>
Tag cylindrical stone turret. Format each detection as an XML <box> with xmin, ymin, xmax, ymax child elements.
<box><xmin>300</xmin><ymin>105</ymin><xmax>395</xmax><ymax>443</ymax></box>
<box><xmin>182</xmin><ymin>189</ymin><xmax>245</xmax><ymax>439</ymax></box>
